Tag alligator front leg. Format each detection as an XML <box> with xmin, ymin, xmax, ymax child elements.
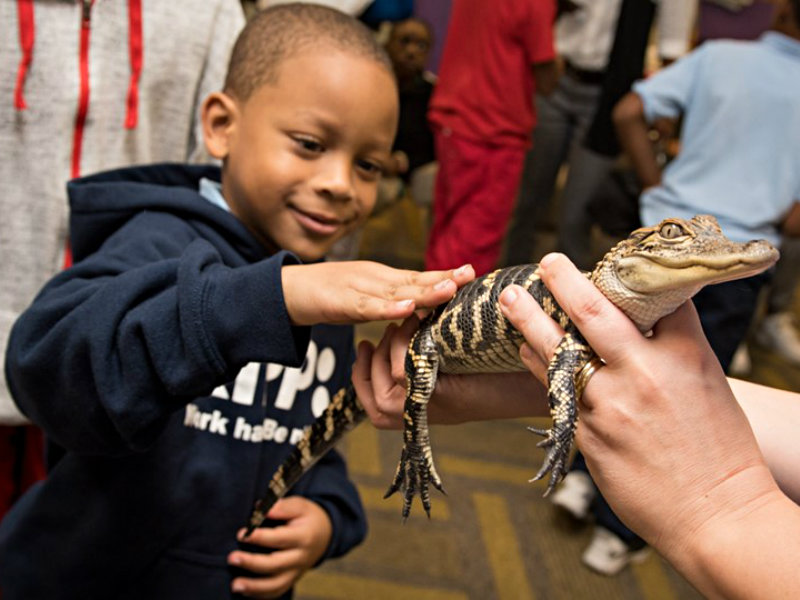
<box><xmin>384</xmin><ymin>324</ymin><xmax>443</xmax><ymax>520</ymax></box>
<box><xmin>529</xmin><ymin>332</ymin><xmax>592</xmax><ymax>496</ymax></box>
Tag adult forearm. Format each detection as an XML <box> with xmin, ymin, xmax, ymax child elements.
<box><xmin>729</xmin><ymin>378</ymin><xmax>800</xmax><ymax>503</ymax></box>
<box><xmin>429</xmin><ymin>371</ymin><xmax>548</xmax><ymax>424</ymax></box>
<box><xmin>673</xmin><ymin>490</ymin><xmax>800</xmax><ymax>599</ymax></box>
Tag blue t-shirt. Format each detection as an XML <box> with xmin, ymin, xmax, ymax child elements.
<box><xmin>634</xmin><ymin>32</ymin><xmax>800</xmax><ymax>246</ymax></box>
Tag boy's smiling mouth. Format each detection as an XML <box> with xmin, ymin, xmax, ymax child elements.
<box><xmin>288</xmin><ymin>204</ymin><xmax>353</xmax><ymax>237</ymax></box>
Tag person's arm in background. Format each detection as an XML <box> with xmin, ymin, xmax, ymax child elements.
<box><xmin>782</xmin><ymin>200</ymin><xmax>800</xmax><ymax>237</ymax></box>
<box><xmin>499</xmin><ymin>253</ymin><xmax>800</xmax><ymax>600</ymax></box>
<box><xmin>533</xmin><ymin>60</ymin><xmax>559</xmax><ymax>97</ymax></box>
<box><xmin>528</xmin><ymin>0</ymin><xmax>559</xmax><ymax>97</ymax></box>
<box><xmin>612</xmin><ymin>92</ymin><xmax>663</xmax><ymax>189</ymax></box>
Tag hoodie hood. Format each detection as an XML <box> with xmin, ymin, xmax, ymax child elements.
<box><xmin>66</xmin><ymin>163</ymin><xmax>268</xmax><ymax>264</ymax></box>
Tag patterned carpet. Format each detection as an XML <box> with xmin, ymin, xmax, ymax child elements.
<box><xmin>295</xmin><ymin>195</ymin><xmax>800</xmax><ymax>600</ymax></box>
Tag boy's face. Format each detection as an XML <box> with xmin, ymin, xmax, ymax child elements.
<box><xmin>204</xmin><ymin>50</ymin><xmax>398</xmax><ymax>262</ymax></box>
<box><xmin>386</xmin><ymin>20</ymin><xmax>431</xmax><ymax>80</ymax></box>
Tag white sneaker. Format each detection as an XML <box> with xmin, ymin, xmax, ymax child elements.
<box><xmin>550</xmin><ymin>470</ymin><xmax>596</xmax><ymax>520</ymax></box>
<box><xmin>754</xmin><ymin>312</ymin><xmax>800</xmax><ymax>366</ymax></box>
<box><xmin>581</xmin><ymin>526</ymin><xmax>650</xmax><ymax>576</ymax></box>
<box><xmin>728</xmin><ymin>343</ymin><xmax>752</xmax><ymax>376</ymax></box>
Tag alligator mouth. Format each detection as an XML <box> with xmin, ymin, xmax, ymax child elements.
<box><xmin>616</xmin><ymin>242</ymin><xmax>779</xmax><ymax>293</ymax></box>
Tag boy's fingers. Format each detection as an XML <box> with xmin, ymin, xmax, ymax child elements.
<box><xmin>240</xmin><ymin>524</ymin><xmax>295</xmax><ymax>550</ymax></box>
<box><xmin>352</xmin><ymin>340</ymin><xmax>374</xmax><ymax>388</ymax></box>
<box><xmin>536</xmin><ymin>253</ymin><xmax>642</xmax><ymax>364</ymax></box>
<box><xmin>386</xmin><ymin>264</ymin><xmax>474</xmax><ymax>310</ymax></box>
<box><xmin>229</xmin><ymin>547</ymin><xmax>300</xmax><ymax>576</ymax></box>
<box><xmin>406</xmin><ymin>263</ymin><xmax>474</xmax><ymax>288</ymax></box>
<box><xmin>370</xmin><ymin>323</ymin><xmax>401</xmax><ymax>393</ymax></box>
<box><xmin>231</xmin><ymin>567</ymin><xmax>296</xmax><ymax>598</ymax></box>
<box><xmin>391</xmin><ymin>316</ymin><xmax>419</xmax><ymax>381</ymax></box>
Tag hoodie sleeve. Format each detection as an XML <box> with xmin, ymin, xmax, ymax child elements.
<box><xmin>4</xmin><ymin>212</ymin><xmax>310</xmax><ymax>455</ymax></box>
<box><xmin>291</xmin><ymin>449</ymin><xmax>368</xmax><ymax>561</ymax></box>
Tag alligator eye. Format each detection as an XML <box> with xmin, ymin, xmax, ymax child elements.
<box><xmin>659</xmin><ymin>223</ymin><xmax>685</xmax><ymax>239</ymax></box>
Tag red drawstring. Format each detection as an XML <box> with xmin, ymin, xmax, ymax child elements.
<box><xmin>14</xmin><ymin>0</ymin><xmax>35</xmax><ymax>110</ymax></box>
<box><xmin>125</xmin><ymin>0</ymin><xmax>143</xmax><ymax>129</ymax></box>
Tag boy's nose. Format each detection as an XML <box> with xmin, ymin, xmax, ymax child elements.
<box><xmin>315</xmin><ymin>158</ymin><xmax>355</xmax><ymax>202</ymax></box>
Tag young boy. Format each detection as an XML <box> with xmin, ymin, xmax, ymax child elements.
<box><xmin>0</xmin><ymin>5</ymin><xmax>473</xmax><ymax>599</ymax></box>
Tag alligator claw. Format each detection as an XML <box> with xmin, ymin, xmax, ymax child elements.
<box><xmin>385</xmin><ymin>444</ymin><xmax>444</xmax><ymax>521</ymax></box>
<box><xmin>528</xmin><ymin>425</ymin><xmax>571</xmax><ymax>496</ymax></box>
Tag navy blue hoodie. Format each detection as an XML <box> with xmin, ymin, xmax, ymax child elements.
<box><xmin>0</xmin><ymin>164</ymin><xmax>367</xmax><ymax>599</ymax></box>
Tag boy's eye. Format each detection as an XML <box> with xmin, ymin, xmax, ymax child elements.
<box><xmin>356</xmin><ymin>159</ymin><xmax>383</xmax><ymax>178</ymax></box>
<box><xmin>292</xmin><ymin>135</ymin><xmax>324</xmax><ymax>154</ymax></box>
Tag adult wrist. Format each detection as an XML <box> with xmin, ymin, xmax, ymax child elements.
<box><xmin>663</xmin><ymin>473</ymin><xmax>786</xmax><ymax>598</ymax></box>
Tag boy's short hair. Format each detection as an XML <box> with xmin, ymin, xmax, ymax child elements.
<box><xmin>224</xmin><ymin>3</ymin><xmax>393</xmax><ymax>102</ymax></box>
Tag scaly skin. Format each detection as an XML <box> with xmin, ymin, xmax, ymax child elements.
<box><xmin>249</xmin><ymin>215</ymin><xmax>779</xmax><ymax>527</ymax></box>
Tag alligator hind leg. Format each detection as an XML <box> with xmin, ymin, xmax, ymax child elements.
<box><xmin>247</xmin><ymin>386</ymin><xmax>366</xmax><ymax>534</ymax></box>
<box><xmin>529</xmin><ymin>333</ymin><xmax>591</xmax><ymax>496</ymax></box>
<box><xmin>384</xmin><ymin>325</ymin><xmax>443</xmax><ymax>520</ymax></box>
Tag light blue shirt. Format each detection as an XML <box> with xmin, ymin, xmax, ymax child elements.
<box><xmin>634</xmin><ymin>32</ymin><xmax>800</xmax><ymax>246</ymax></box>
<box><xmin>199</xmin><ymin>177</ymin><xmax>230</xmax><ymax>212</ymax></box>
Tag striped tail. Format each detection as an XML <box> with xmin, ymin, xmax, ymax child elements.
<box><xmin>245</xmin><ymin>385</ymin><xmax>366</xmax><ymax>535</ymax></box>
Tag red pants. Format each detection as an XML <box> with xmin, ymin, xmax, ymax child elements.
<box><xmin>425</xmin><ymin>129</ymin><xmax>526</xmax><ymax>276</ymax></box>
<box><xmin>0</xmin><ymin>425</ymin><xmax>46</xmax><ymax>523</ymax></box>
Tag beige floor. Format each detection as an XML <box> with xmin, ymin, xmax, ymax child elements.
<box><xmin>295</xmin><ymin>194</ymin><xmax>799</xmax><ymax>600</ymax></box>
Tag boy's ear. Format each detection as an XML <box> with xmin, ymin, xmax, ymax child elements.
<box><xmin>201</xmin><ymin>92</ymin><xmax>239</xmax><ymax>160</ymax></box>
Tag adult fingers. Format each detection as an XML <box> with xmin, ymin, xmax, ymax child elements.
<box><xmin>535</xmin><ymin>253</ymin><xmax>644</xmax><ymax>365</ymax></box>
<box><xmin>498</xmin><ymin>284</ymin><xmax>562</xmax><ymax>384</ymax></box>
<box><xmin>651</xmin><ymin>300</ymin><xmax>706</xmax><ymax>346</ymax></box>
<box><xmin>651</xmin><ymin>301</ymin><xmax>726</xmax><ymax>376</ymax></box>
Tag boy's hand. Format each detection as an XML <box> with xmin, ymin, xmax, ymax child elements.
<box><xmin>282</xmin><ymin>261</ymin><xmax>474</xmax><ymax>326</ymax></box>
<box><xmin>228</xmin><ymin>497</ymin><xmax>332</xmax><ymax>598</ymax></box>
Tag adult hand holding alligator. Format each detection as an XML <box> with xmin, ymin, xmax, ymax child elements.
<box><xmin>500</xmin><ymin>252</ymin><xmax>800</xmax><ymax>600</ymax></box>
<box><xmin>252</xmin><ymin>215</ymin><xmax>782</xmax><ymax>528</ymax></box>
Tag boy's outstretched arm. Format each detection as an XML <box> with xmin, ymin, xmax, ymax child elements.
<box><xmin>281</xmin><ymin>261</ymin><xmax>475</xmax><ymax>326</ymax></box>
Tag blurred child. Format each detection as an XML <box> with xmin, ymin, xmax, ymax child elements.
<box><xmin>383</xmin><ymin>17</ymin><xmax>436</xmax><ymax>184</ymax></box>
<box><xmin>0</xmin><ymin>5</ymin><xmax>473</xmax><ymax>599</ymax></box>
<box><xmin>425</xmin><ymin>0</ymin><xmax>558</xmax><ymax>276</ymax></box>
